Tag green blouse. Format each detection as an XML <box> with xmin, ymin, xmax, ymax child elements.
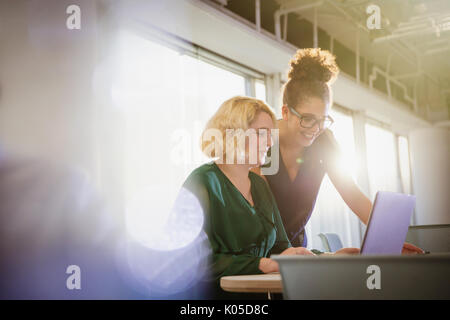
<box><xmin>182</xmin><ymin>162</ymin><xmax>291</xmax><ymax>282</ymax></box>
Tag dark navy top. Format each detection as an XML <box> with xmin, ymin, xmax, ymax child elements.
<box><xmin>262</xmin><ymin>129</ymin><xmax>341</xmax><ymax>247</ymax></box>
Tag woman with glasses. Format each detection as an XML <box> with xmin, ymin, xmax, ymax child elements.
<box><xmin>253</xmin><ymin>48</ymin><xmax>422</xmax><ymax>254</ymax></box>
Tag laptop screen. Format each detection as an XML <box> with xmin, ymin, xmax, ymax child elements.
<box><xmin>361</xmin><ymin>191</ymin><xmax>415</xmax><ymax>255</ymax></box>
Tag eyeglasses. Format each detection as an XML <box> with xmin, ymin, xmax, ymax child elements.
<box><xmin>289</xmin><ymin>107</ymin><xmax>334</xmax><ymax>130</ymax></box>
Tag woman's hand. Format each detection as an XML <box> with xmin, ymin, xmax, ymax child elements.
<box><xmin>402</xmin><ymin>242</ymin><xmax>424</xmax><ymax>254</ymax></box>
<box><xmin>258</xmin><ymin>247</ymin><xmax>315</xmax><ymax>273</ymax></box>
<box><xmin>333</xmin><ymin>247</ymin><xmax>360</xmax><ymax>255</ymax></box>
<box><xmin>258</xmin><ymin>257</ymin><xmax>279</xmax><ymax>273</ymax></box>
<box><xmin>280</xmin><ymin>247</ymin><xmax>315</xmax><ymax>256</ymax></box>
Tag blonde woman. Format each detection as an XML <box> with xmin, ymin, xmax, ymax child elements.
<box><xmin>181</xmin><ymin>97</ymin><xmax>313</xmax><ymax>298</ymax></box>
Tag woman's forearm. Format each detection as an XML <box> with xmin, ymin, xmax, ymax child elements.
<box><xmin>335</xmin><ymin>179</ymin><xmax>372</xmax><ymax>225</ymax></box>
<box><xmin>328</xmin><ymin>168</ymin><xmax>372</xmax><ymax>225</ymax></box>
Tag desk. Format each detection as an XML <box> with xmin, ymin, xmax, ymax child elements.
<box><xmin>220</xmin><ymin>273</ymin><xmax>282</xmax><ymax>299</ymax></box>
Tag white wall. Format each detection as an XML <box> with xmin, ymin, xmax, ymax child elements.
<box><xmin>409</xmin><ymin>127</ymin><xmax>450</xmax><ymax>225</ymax></box>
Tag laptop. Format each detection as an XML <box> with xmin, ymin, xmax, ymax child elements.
<box><xmin>360</xmin><ymin>191</ymin><xmax>415</xmax><ymax>255</ymax></box>
<box><xmin>272</xmin><ymin>253</ymin><xmax>450</xmax><ymax>299</ymax></box>
<box><xmin>270</xmin><ymin>191</ymin><xmax>450</xmax><ymax>300</ymax></box>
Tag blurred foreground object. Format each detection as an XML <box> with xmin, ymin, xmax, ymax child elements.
<box><xmin>0</xmin><ymin>150</ymin><xmax>142</xmax><ymax>299</ymax></box>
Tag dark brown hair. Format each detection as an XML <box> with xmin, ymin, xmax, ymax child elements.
<box><xmin>283</xmin><ymin>48</ymin><xmax>339</xmax><ymax>109</ymax></box>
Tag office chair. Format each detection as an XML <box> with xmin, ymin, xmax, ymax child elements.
<box><xmin>317</xmin><ymin>233</ymin><xmax>344</xmax><ymax>252</ymax></box>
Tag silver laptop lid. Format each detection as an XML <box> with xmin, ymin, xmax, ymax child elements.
<box><xmin>361</xmin><ymin>191</ymin><xmax>415</xmax><ymax>255</ymax></box>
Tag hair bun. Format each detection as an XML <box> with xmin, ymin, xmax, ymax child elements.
<box><xmin>288</xmin><ymin>48</ymin><xmax>339</xmax><ymax>84</ymax></box>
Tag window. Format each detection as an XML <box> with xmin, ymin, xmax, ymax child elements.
<box><xmin>255</xmin><ymin>80</ymin><xmax>266</xmax><ymax>102</ymax></box>
<box><xmin>112</xmin><ymin>31</ymin><xmax>248</xmax><ymax>247</ymax></box>
<box><xmin>365</xmin><ymin>122</ymin><xmax>401</xmax><ymax>200</ymax></box>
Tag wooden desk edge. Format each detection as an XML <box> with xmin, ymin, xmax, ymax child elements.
<box><xmin>220</xmin><ymin>276</ymin><xmax>283</xmax><ymax>293</ymax></box>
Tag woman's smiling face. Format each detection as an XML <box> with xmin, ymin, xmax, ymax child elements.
<box><xmin>282</xmin><ymin>96</ymin><xmax>330</xmax><ymax>147</ymax></box>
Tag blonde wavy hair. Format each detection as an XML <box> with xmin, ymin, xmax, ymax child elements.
<box><xmin>201</xmin><ymin>96</ymin><xmax>276</xmax><ymax>162</ymax></box>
